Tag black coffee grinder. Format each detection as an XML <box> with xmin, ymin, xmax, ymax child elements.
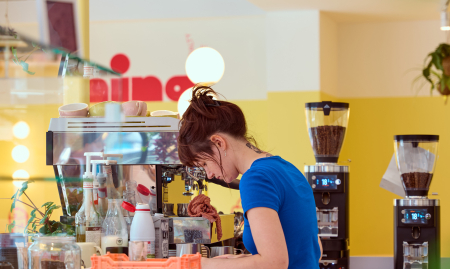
<box><xmin>393</xmin><ymin>135</ymin><xmax>440</xmax><ymax>269</ymax></box>
<box><xmin>304</xmin><ymin>101</ymin><xmax>350</xmax><ymax>269</ymax></box>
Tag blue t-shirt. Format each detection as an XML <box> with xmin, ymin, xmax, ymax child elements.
<box><xmin>240</xmin><ymin>156</ymin><xmax>320</xmax><ymax>269</ymax></box>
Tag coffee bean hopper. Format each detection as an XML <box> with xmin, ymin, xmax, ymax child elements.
<box><xmin>304</xmin><ymin>101</ymin><xmax>350</xmax><ymax>269</ymax></box>
<box><xmin>393</xmin><ymin>135</ymin><xmax>440</xmax><ymax>269</ymax></box>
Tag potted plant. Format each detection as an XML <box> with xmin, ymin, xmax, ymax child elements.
<box><xmin>6</xmin><ymin>180</ymin><xmax>74</xmax><ymax>236</ymax></box>
<box><xmin>415</xmin><ymin>43</ymin><xmax>450</xmax><ymax>102</ymax></box>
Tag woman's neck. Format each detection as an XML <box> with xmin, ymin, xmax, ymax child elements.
<box><xmin>231</xmin><ymin>140</ymin><xmax>272</xmax><ymax>175</ymax></box>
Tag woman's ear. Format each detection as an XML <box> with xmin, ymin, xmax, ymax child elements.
<box><xmin>210</xmin><ymin>134</ymin><xmax>227</xmax><ymax>150</ymax></box>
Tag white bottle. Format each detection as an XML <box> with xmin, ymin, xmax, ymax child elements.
<box><xmin>130</xmin><ymin>203</ymin><xmax>156</xmax><ymax>260</ymax></box>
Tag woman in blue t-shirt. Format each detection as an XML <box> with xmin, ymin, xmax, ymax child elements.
<box><xmin>178</xmin><ymin>85</ymin><xmax>322</xmax><ymax>269</ymax></box>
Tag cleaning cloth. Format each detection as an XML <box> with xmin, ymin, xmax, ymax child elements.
<box><xmin>188</xmin><ymin>194</ymin><xmax>222</xmax><ymax>240</ymax></box>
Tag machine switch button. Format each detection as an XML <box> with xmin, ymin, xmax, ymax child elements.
<box><xmin>312</xmin><ymin>176</ymin><xmax>316</xmax><ymax>180</ymax></box>
<box><xmin>401</xmin><ymin>219</ymin><xmax>405</xmax><ymax>223</ymax></box>
<box><xmin>425</xmin><ymin>213</ymin><xmax>431</xmax><ymax>220</ymax></box>
<box><xmin>335</xmin><ymin>179</ymin><xmax>341</xmax><ymax>185</ymax></box>
<box><xmin>401</xmin><ymin>210</ymin><xmax>405</xmax><ymax>214</ymax></box>
<box><xmin>312</xmin><ymin>184</ymin><xmax>316</xmax><ymax>189</ymax></box>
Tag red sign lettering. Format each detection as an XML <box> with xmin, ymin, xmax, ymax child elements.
<box><xmin>90</xmin><ymin>53</ymin><xmax>193</xmax><ymax>102</ymax></box>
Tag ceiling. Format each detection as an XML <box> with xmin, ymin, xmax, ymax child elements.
<box><xmin>247</xmin><ymin>0</ymin><xmax>444</xmax><ymax>22</ymax></box>
<box><xmin>0</xmin><ymin>0</ymin><xmax>445</xmax><ymax>24</ymax></box>
<box><xmin>89</xmin><ymin>0</ymin><xmax>444</xmax><ymax>23</ymax></box>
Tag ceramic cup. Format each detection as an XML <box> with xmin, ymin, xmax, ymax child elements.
<box><xmin>76</xmin><ymin>242</ymin><xmax>102</xmax><ymax>268</ymax></box>
<box><xmin>58</xmin><ymin>103</ymin><xmax>89</xmax><ymax>117</ymax></box>
<box><xmin>122</xmin><ymin>101</ymin><xmax>147</xmax><ymax>117</ymax></box>
<box><xmin>150</xmin><ymin>110</ymin><xmax>179</xmax><ymax>119</ymax></box>
<box><xmin>89</xmin><ymin>101</ymin><xmax>117</xmax><ymax>117</ymax></box>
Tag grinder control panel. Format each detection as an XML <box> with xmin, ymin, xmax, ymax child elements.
<box><xmin>401</xmin><ymin>209</ymin><xmax>431</xmax><ymax>225</ymax></box>
<box><xmin>311</xmin><ymin>175</ymin><xmax>341</xmax><ymax>190</ymax></box>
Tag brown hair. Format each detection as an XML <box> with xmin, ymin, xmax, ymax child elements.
<box><xmin>178</xmin><ymin>85</ymin><xmax>255</xmax><ymax>170</ymax></box>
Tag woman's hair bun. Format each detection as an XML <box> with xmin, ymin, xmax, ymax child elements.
<box><xmin>187</xmin><ymin>84</ymin><xmax>221</xmax><ymax>119</ymax></box>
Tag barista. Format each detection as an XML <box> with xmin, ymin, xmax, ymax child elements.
<box><xmin>177</xmin><ymin>85</ymin><xmax>322</xmax><ymax>269</ymax></box>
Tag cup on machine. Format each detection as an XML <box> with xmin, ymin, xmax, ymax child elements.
<box><xmin>75</xmin><ymin>242</ymin><xmax>102</xmax><ymax>268</ymax></box>
<box><xmin>177</xmin><ymin>203</ymin><xmax>190</xmax><ymax>217</ymax></box>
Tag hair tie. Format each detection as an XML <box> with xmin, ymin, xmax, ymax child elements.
<box><xmin>205</xmin><ymin>96</ymin><xmax>221</xmax><ymax>107</ymax></box>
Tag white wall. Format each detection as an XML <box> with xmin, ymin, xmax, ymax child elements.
<box><xmin>320</xmin><ymin>12</ymin><xmax>338</xmax><ymax>97</ymax></box>
<box><xmin>338</xmin><ymin>20</ymin><xmax>447</xmax><ymax>98</ymax></box>
<box><xmin>90</xmin><ymin>0</ymin><xmax>265</xmax><ymax>21</ymax></box>
<box><xmin>90</xmin><ymin>15</ymin><xmax>267</xmax><ymax>101</ymax></box>
<box><xmin>90</xmin><ymin>10</ymin><xmax>324</xmax><ymax>101</ymax></box>
<box><xmin>266</xmin><ymin>10</ymin><xmax>320</xmax><ymax>93</ymax></box>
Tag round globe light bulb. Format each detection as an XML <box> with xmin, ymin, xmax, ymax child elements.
<box><xmin>13</xmin><ymin>121</ymin><xmax>30</xmax><ymax>139</ymax></box>
<box><xmin>177</xmin><ymin>87</ymin><xmax>193</xmax><ymax>119</ymax></box>
<box><xmin>185</xmin><ymin>47</ymin><xmax>225</xmax><ymax>86</ymax></box>
<box><xmin>12</xmin><ymin>169</ymin><xmax>30</xmax><ymax>188</ymax></box>
<box><xmin>12</xmin><ymin>145</ymin><xmax>30</xmax><ymax>163</ymax></box>
<box><xmin>12</xmin><ymin>169</ymin><xmax>30</xmax><ymax>179</ymax></box>
<box><xmin>177</xmin><ymin>87</ymin><xmax>219</xmax><ymax>119</ymax></box>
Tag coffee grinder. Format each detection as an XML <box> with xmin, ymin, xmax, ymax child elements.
<box><xmin>393</xmin><ymin>135</ymin><xmax>440</xmax><ymax>269</ymax></box>
<box><xmin>304</xmin><ymin>101</ymin><xmax>350</xmax><ymax>269</ymax></box>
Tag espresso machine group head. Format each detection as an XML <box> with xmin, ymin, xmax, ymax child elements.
<box><xmin>393</xmin><ymin>135</ymin><xmax>440</xmax><ymax>269</ymax></box>
<box><xmin>304</xmin><ymin>101</ymin><xmax>350</xmax><ymax>269</ymax></box>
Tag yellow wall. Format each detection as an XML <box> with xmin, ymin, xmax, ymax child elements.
<box><xmin>338</xmin><ymin>95</ymin><xmax>450</xmax><ymax>257</ymax></box>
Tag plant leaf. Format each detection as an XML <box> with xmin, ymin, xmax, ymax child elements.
<box><xmin>18</xmin><ymin>180</ymin><xmax>34</xmax><ymax>198</ymax></box>
<box><xmin>10</xmin><ymin>199</ymin><xmax>16</xmax><ymax>213</ymax></box>
<box><xmin>18</xmin><ymin>61</ymin><xmax>35</xmax><ymax>75</ymax></box>
<box><xmin>25</xmin><ymin>215</ymin><xmax>35</xmax><ymax>232</ymax></box>
<box><xmin>11</xmin><ymin>47</ymin><xmax>19</xmax><ymax>62</ymax></box>
<box><xmin>41</xmin><ymin>202</ymin><xmax>54</xmax><ymax>208</ymax></box>
<box><xmin>52</xmin><ymin>229</ymin><xmax>63</xmax><ymax>236</ymax></box>
<box><xmin>45</xmin><ymin>204</ymin><xmax>60</xmax><ymax>216</ymax></box>
<box><xmin>39</xmin><ymin>217</ymin><xmax>47</xmax><ymax>225</ymax></box>
<box><xmin>39</xmin><ymin>225</ymin><xmax>49</xmax><ymax>234</ymax></box>
<box><xmin>7</xmin><ymin>221</ymin><xmax>15</xmax><ymax>233</ymax></box>
<box><xmin>432</xmin><ymin>52</ymin><xmax>444</xmax><ymax>71</ymax></box>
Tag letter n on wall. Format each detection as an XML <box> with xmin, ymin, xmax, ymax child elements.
<box><xmin>132</xmin><ymin>76</ymin><xmax>163</xmax><ymax>101</ymax></box>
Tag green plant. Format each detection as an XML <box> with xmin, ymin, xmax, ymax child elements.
<box><xmin>6</xmin><ymin>180</ymin><xmax>74</xmax><ymax>236</ymax></box>
<box><xmin>415</xmin><ymin>43</ymin><xmax>450</xmax><ymax>101</ymax></box>
<box><xmin>10</xmin><ymin>43</ymin><xmax>42</xmax><ymax>75</ymax></box>
<box><xmin>0</xmin><ymin>25</ymin><xmax>42</xmax><ymax>75</ymax></box>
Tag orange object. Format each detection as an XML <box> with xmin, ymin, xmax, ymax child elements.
<box><xmin>91</xmin><ymin>253</ymin><xmax>201</xmax><ymax>269</ymax></box>
<box><xmin>188</xmin><ymin>194</ymin><xmax>222</xmax><ymax>241</ymax></box>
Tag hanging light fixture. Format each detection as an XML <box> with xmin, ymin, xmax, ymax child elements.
<box><xmin>178</xmin><ymin>47</ymin><xmax>225</xmax><ymax>118</ymax></box>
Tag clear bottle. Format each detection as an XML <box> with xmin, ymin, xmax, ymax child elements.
<box><xmin>101</xmin><ymin>164</ymin><xmax>128</xmax><ymax>254</ymax></box>
<box><xmin>97</xmin><ymin>171</ymin><xmax>108</xmax><ymax>218</ymax></box>
<box><xmin>75</xmin><ymin>177</ymin><xmax>103</xmax><ymax>246</ymax></box>
<box><xmin>101</xmin><ymin>199</ymin><xmax>129</xmax><ymax>255</ymax></box>
<box><xmin>123</xmin><ymin>190</ymin><xmax>136</xmax><ymax>238</ymax></box>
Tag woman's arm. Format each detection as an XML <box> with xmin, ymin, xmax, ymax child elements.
<box><xmin>202</xmin><ymin>207</ymin><xmax>288</xmax><ymax>269</ymax></box>
<box><xmin>318</xmin><ymin>235</ymin><xmax>323</xmax><ymax>262</ymax></box>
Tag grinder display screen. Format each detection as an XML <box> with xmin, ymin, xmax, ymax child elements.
<box><xmin>404</xmin><ymin>209</ymin><xmax>428</xmax><ymax>224</ymax></box>
<box><xmin>314</xmin><ymin>175</ymin><xmax>338</xmax><ymax>190</ymax></box>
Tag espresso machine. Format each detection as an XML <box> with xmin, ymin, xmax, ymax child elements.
<box><xmin>393</xmin><ymin>135</ymin><xmax>440</xmax><ymax>269</ymax></box>
<box><xmin>46</xmin><ymin>116</ymin><xmax>234</xmax><ymax>257</ymax></box>
<box><xmin>304</xmin><ymin>101</ymin><xmax>350</xmax><ymax>269</ymax></box>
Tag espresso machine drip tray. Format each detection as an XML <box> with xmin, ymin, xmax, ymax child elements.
<box><xmin>403</xmin><ymin>242</ymin><xmax>428</xmax><ymax>269</ymax></box>
<box><xmin>317</xmin><ymin>207</ymin><xmax>338</xmax><ymax>237</ymax></box>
